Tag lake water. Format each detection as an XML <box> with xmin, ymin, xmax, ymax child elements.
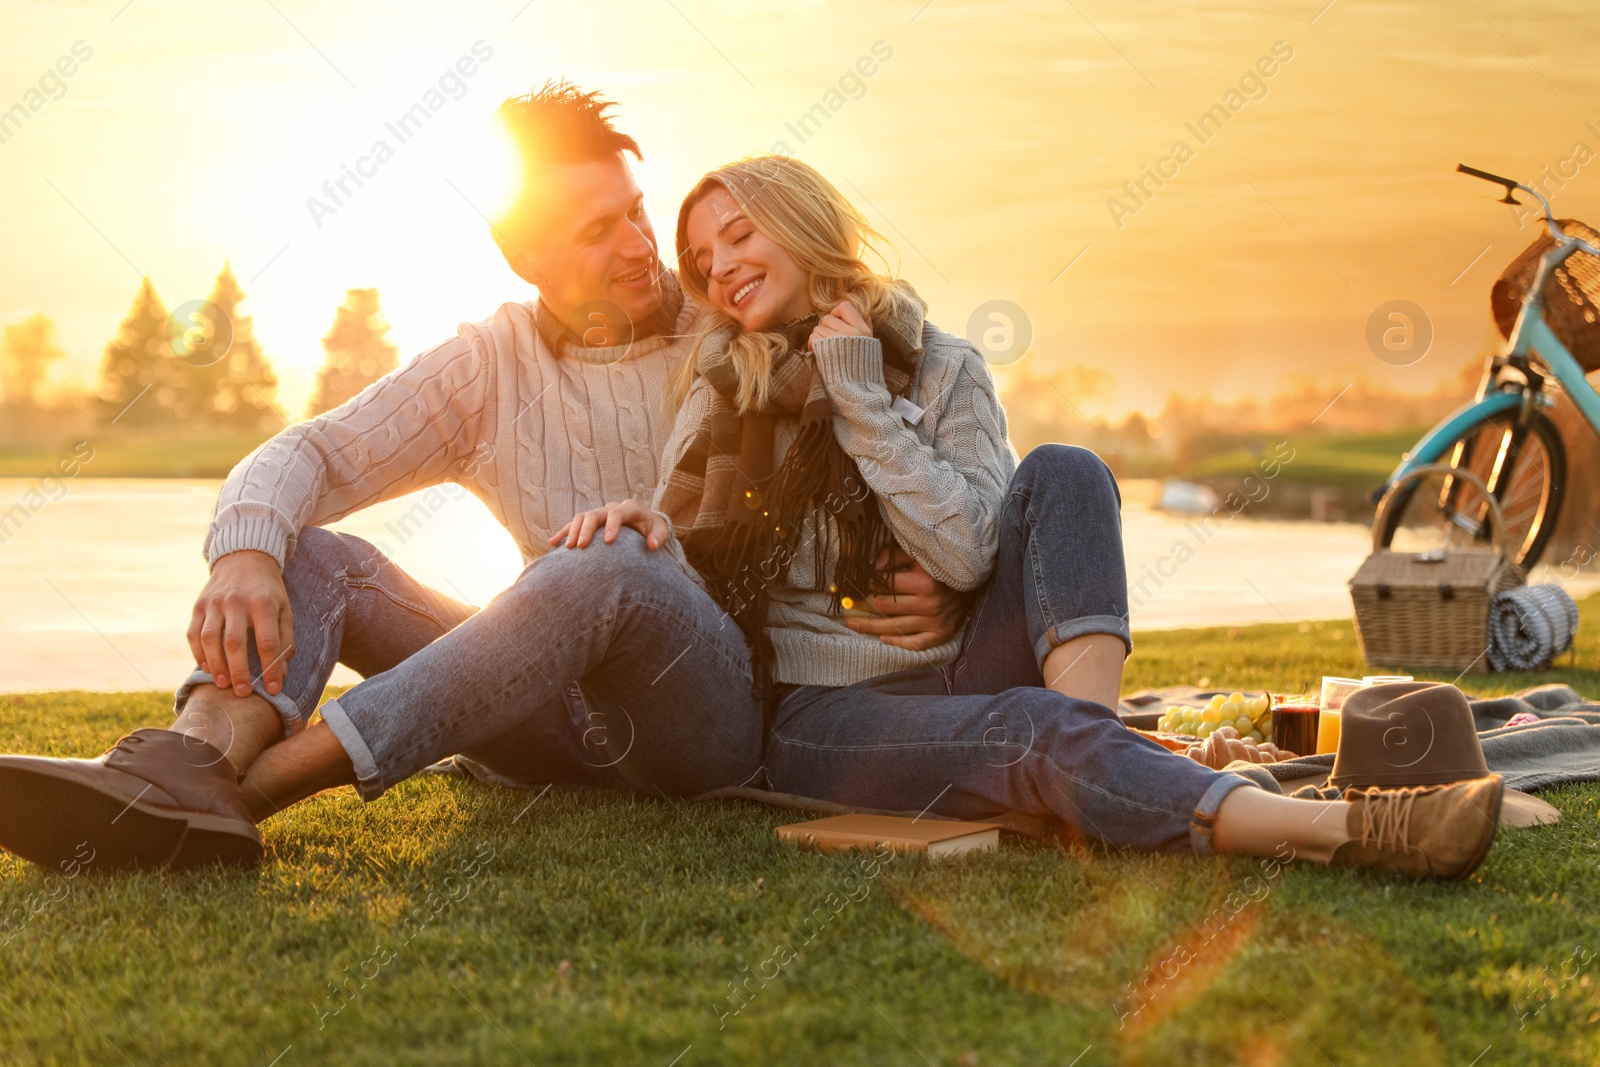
<box><xmin>2</xmin><ymin>478</ymin><xmax>1592</xmax><ymax>693</ymax></box>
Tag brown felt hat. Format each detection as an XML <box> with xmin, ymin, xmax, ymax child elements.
<box><xmin>1332</xmin><ymin>681</ymin><xmax>1488</xmax><ymax>789</ymax></box>
<box><xmin>1332</xmin><ymin>681</ymin><xmax>1557</xmax><ymax>828</ymax></box>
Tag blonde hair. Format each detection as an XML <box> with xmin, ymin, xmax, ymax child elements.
<box><xmin>671</xmin><ymin>155</ymin><xmax>897</xmax><ymax>412</ymax></box>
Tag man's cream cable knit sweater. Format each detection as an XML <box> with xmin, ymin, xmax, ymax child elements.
<box><xmin>205</xmin><ymin>281</ymin><xmax>700</xmax><ymax>569</ymax></box>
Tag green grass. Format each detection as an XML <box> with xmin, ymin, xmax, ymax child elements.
<box><xmin>1187</xmin><ymin>427</ymin><xmax>1424</xmax><ymax>491</ymax></box>
<box><xmin>5</xmin><ymin>606</ymin><xmax>1600</xmax><ymax>1065</ymax></box>
<box><xmin>0</xmin><ymin>431</ymin><xmax>270</xmax><ymax>479</ymax></box>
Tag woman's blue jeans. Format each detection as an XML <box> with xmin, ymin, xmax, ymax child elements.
<box><xmin>767</xmin><ymin>444</ymin><xmax>1252</xmax><ymax>853</ymax></box>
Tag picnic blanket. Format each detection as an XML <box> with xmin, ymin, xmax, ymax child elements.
<box><xmin>1487</xmin><ymin>584</ymin><xmax>1579</xmax><ymax>671</ymax></box>
<box><xmin>1119</xmin><ymin>683</ymin><xmax>1600</xmax><ymax>797</ymax></box>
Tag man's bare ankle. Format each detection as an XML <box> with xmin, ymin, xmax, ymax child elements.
<box><xmin>170</xmin><ymin>685</ymin><xmax>283</xmax><ymax>778</ymax></box>
<box><xmin>178</xmin><ymin>681</ymin><xmax>266</xmax><ymax>713</ymax></box>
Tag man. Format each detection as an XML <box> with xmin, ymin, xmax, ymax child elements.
<box><xmin>0</xmin><ymin>82</ymin><xmax>963</xmax><ymax>873</ymax></box>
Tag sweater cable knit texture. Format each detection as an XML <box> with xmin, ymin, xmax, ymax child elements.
<box><xmin>205</xmin><ymin>286</ymin><xmax>700</xmax><ymax>570</ymax></box>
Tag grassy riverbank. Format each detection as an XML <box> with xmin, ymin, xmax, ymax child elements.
<box><xmin>0</xmin><ymin>432</ymin><xmax>269</xmax><ymax>479</ymax></box>
<box><xmin>2</xmin><ymin>607</ymin><xmax>1599</xmax><ymax>1065</ymax></box>
<box><xmin>0</xmin><ymin>426</ymin><xmax>1417</xmax><ymax>485</ymax></box>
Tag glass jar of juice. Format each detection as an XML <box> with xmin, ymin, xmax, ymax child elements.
<box><xmin>1316</xmin><ymin>676</ymin><xmax>1365</xmax><ymax>755</ymax></box>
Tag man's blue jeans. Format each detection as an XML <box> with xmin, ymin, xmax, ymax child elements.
<box><xmin>176</xmin><ymin>525</ymin><xmax>765</xmax><ymax>800</ymax></box>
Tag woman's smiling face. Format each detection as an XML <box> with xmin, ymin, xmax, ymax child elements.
<box><xmin>685</xmin><ymin>185</ymin><xmax>814</xmax><ymax>332</ymax></box>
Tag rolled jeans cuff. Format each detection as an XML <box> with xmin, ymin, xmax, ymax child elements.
<box><xmin>174</xmin><ymin>669</ymin><xmax>307</xmax><ymax>740</ymax></box>
<box><xmin>316</xmin><ymin>697</ymin><xmax>386</xmax><ymax>802</ymax></box>
<box><xmin>1188</xmin><ymin>773</ymin><xmax>1259</xmax><ymax>855</ymax></box>
<box><xmin>1035</xmin><ymin>613</ymin><xmax>1134</xmax><ymax>669</ymax></box>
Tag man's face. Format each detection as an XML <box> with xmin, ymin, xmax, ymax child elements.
<box><xmin>499</xmin><ymin>153</ymin><xmax>662</xmax><ymax>340</ymax></box>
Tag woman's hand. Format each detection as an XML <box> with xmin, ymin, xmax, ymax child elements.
<box><xmin>549</xmin><ymin>499</ymin><xmax>670</xmax><ymax>551</ymax></box>
<box><xmin>809</xmin><ymin>301</ymin><xmax>873</xmax><ymax>346</ymax></box>
<box><xmin>1185</xmin><ymin>726</ymin><xmax>1287</xmax><ymax>769</ymax></box>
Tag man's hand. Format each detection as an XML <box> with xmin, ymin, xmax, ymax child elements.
<box><xmin>188</xmin><ymin>550</ymin><xmax>294</xmax><ymax>698</ymax></box>
<box><xmin>846</xmin><ymin>545</ymin><xmax>971</xmax><ymax>652</ymax></box>
<box><xmin>550</xmin><ymin>498</ymin><xmax>670</xmax><ymax>551</ymax></box>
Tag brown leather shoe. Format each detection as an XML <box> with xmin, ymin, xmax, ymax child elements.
<box><xmin>1331</xmin><ymin>775</ymin><xmax>1503</xmax><ymax>881</ymax></box>
<box><xmin>0</xmin><ymin>729</ymin><xmax>262</xmax><ymax>873</ymax></box>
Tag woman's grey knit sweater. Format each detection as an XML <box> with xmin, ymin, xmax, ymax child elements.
<box><xmin>653</xmin><ymin>322</ymin><xmax>1016</xmax><ymax>688</ymax></box>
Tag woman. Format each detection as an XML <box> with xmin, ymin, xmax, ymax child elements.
<box><xmin>556</xmin><ymin>155</ymin><xmax>1502</xmax><ymax>878</ymax></box>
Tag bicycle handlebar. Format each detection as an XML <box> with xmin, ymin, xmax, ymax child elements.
<box><xmin>1456</xmin><ymin>163</ymin><xmax>1521</xmax><ymax>199</ymax></box>
<box><xmin>1458</xmin><ymin>162</ymin><xmax>1600</xmax><ymax>258</ymax></box>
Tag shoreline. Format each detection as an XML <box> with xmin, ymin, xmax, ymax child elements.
<box><xmin>6</xmin><ymin>478</ymin><xmax>1596</xmax><ymax>695</ymax></box>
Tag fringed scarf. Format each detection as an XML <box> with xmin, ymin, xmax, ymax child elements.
<box><xmin>658</xmin><ymin>283</ymin><xmax>926</xmax><ymax>701</ymax></box>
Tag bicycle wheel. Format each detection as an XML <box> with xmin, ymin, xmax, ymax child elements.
<box><xmin>1378</xmin><ymin>407</ymin><xmax>1566</xmax><ymax>568</ymax></box>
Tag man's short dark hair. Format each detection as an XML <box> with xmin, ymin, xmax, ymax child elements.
<box><xmin>499</xmin><ymin>80</ymin><xmax>641</xmax><ymax>166</ymax></box>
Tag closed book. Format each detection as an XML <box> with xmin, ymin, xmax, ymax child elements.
<box><xmin>776</xmin><ymin>814</ymin><xmax>1001</xmax><ymax>857</ymax></box>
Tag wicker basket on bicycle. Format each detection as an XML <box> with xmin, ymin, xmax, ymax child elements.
<box><xmin>1349</xmin><ymin>466</ymin><xmax>1526</xmax><ymax>670</ymax></box>
<box><xmin>1491</xmin><ymin>218</ymin><xmax>1600</xmax><ymax>372</ymax></box>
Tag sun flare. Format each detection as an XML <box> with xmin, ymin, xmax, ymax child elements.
<box><xmin>451</xmin><ymin>108</ymin><xmax>524</xmax><ymax>228</ymax></box>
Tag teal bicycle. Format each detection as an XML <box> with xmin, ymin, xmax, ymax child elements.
<box><xmin>1377</xmin><ymin>164</ymin><xmax>1600</xmax><ymax>569</ymax></box>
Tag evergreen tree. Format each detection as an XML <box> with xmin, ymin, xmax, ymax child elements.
<box><xmin>1</xmin><ymin>313</ymin><xmax>65</xmax><ymax>409</ymax></box>
<box><xmin>178</xmin><ymin>263</ymin><xmax>281</xmax><ymax>430</ymax></box>
<box><xmin>0</xmin><ymin>313</ymin><xmax>69</xmax><ymax>446</ymax></box>
<box><xmin>96</xmin><ymin>278</ymin><xmax>175</xmax><ymax>427</ymax></box>
<box><xmin>306</xmin><ymin>288</ymin><xmax>398</xmax><ymax>417</ymax></box>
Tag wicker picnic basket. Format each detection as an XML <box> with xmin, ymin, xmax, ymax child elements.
<box><xmin>1491</xmin><ymin>218</ymin><xmax>1600</xmax><ymax>372</ymax></box>
<box><xmin>1349</xmin><ymin>466</ymin><xmax>1526</xmax><ymax>669</ymax></box>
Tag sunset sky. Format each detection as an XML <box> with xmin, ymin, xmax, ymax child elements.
<box><xmin>2</xmin><ymin>0</ymin><xmax>1597</xmax><ymax>418</ymax></box>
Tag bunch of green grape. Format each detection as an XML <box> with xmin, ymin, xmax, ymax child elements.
<box><xmin>1157</xmin><ymin>692</ymin><xmax>1272</xmax><ymax>743</ymax></box>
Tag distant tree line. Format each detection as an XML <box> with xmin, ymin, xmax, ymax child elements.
<box><xmin>0</xmin><ymin>266</ymin><xmax>400</xmax><ymax>443</ymax></box>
